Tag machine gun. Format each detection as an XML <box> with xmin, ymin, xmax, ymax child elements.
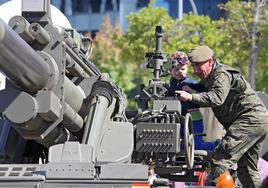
<box><xmin>0</xmin><ymin>0</ymin><xmax>149</xmax><ymax>187</ymax></box>
<box><xmin>133</xmin><ymin>26</ymin><xmax>201</xmax><ymax>182</ymax></box>
<box><xmin>136</xmin><ymin>25</ymin><xmax>173</xmax><ymax>107</ymax></box>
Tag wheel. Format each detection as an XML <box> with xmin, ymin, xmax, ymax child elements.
<box><xmin>184</xmin><ymin>113</ymin><xmax>194</xmax><ymax>169</ymax></box>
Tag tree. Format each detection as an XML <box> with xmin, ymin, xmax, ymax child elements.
<box><xmin>117</xmin><ymin>1</ymin><xmax>176</xmax><ymax>106</ymax></box>
<box><xmin>248</xmin><ymin>0</ymin><xmax>268</xmax><ymax>90</ymax></box>
<box><xmin>119</xmin><ymin>1</ymin><xmax>175</xmax><ymax>84</ymax></box>
<box><xmin>120</xmin><ymin>4</ymin><xmax>229</xmax><ymax>83</ymax></box>
<box><xmin>118</xmin><ymin>0</ymin><xmax>268</xmax><ymax>101</ymax></box>
<box><xmin>90</xmin><ymin>0</ymin><xmax>268</xmax><ymax>108</ymax></box>
<box><xmin>90</xmin><ymin>16</ymin><xmax>135</xmax><ymax>93</ymax></box>
<box><xmin>219</xmin><ymin>0</ymin><xmax>268</xmax><ymax>90</ymax></box>
<box><xmin>165</xmin><ymin>13</ymin><xmax>231</xmax><ymax>65</ymax></box>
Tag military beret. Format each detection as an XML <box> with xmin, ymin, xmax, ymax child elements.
<box><xmin>188</xmin><ymin>46</ymin><xmax>213</xmax><ymax>64</ymax></box>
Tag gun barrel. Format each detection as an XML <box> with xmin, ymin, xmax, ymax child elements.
<box><xmin>0</xmin><ymin>18</ymin><xmax>50</xmax><ymax>92</ymax></box>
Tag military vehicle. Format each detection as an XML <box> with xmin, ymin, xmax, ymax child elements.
<box><xmin>0</xmin><ymin>0</ymin><xmax>220</xmax><ymax>187</ymax></box>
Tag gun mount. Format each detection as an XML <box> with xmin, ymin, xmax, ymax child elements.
<box><xmin>133</xmin><ymin>26</ymin><xmax>200</xmax><ymax>182</ymax></box>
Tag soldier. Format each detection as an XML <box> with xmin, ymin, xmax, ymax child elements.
<box><xmin>176</xmin><ymin>46</ymin><xmax>268</xmax><ymax>187</ymax></box>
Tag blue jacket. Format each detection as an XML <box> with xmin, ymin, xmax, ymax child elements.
<box><xmin>168</xmin><ymin>77</ymin><xmax>203</xmax><ymax>115</ymax></box>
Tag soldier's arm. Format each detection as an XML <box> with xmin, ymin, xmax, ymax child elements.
<box><xmin>191</xmin><ymin>72</ymin><xmax>231</xmax><ymax>107</ymax></box>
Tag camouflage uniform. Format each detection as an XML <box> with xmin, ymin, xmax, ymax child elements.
<box><xmin>191</xmin><ymin>62</ymin><xmax>268</xmax><ymax>187</ymax></box>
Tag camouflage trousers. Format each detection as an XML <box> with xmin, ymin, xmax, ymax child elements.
<box><xmin>207</xmin><ymin>120</ymin><xmax>268</xmax><ymax>188</ymax></box>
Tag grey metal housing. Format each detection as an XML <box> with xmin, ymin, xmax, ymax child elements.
<box><xmin>0</xmin><ymin>0</ymin><xmax>149</xmax><ymax>187</ymax></box>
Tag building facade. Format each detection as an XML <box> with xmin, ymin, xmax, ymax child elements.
<box><xmin>0</xmin><ymin>0</ymin><xmax>228</xmax><ymax>32</ymax></box>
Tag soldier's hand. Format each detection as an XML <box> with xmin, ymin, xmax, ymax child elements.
<box><xmin>175</xmin><ymin>90</ymin><xmax>192</xmax><ymax>102</ymax></box>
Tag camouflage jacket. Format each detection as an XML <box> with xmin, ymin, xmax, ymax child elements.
<box><xmin>191</xmin><ymin>62</ymin><xmax>268</xmax><ymax>129</ymax></box>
